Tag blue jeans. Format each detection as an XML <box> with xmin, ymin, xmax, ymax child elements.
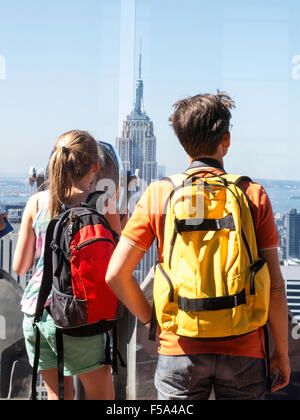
<box><xmin>155</xmin><ymin>354</ymin><xmax>266</xmax><ymax>400</ymax></box>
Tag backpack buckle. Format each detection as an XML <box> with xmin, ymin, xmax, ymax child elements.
<box><xmin>50</xmin><ymin>240</ymin><xmax>59</xmax><ymax>253</ymax></box>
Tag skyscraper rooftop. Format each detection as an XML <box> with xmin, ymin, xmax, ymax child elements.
<box><xmin>127</xmin><ymin>50</ymin><xmax>149</xmax><ymax>121</ymax></box>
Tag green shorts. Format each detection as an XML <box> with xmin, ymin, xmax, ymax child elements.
<box><xmin>23</xmin><ymin>311</ymin><xmax>108</xmax><ymax>376</ymax></box>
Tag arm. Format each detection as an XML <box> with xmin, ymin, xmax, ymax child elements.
<box><xmin>13</xmin><ymin>195</ymin><xmax>37</xmax><ymax>275</ymax></box>
<box><xmin>259</xmin><ymin>247</ymin><xmax>290</xmax><ymax>392</ymax></box>
<box><xmin>106</xmin><ymin>182</ymin><xmax>163</xmax><ymax>323</ymax></box>
<box><xmin>106</xmin><ymin>240</ymin><xmax>152</xmax><ymax>324</ymax></box>
<box><xmin>104</xmin><ymin>199</ymin><xmax>122</xmax><ymax>237</ymax></box>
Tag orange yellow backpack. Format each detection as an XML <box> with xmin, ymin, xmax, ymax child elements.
<box><xmin>152</xmin><ymin>171</ymin><xmax>271</xmax><ymax>339</ymax></box>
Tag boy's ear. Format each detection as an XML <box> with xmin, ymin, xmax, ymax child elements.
<box><xmin>223</xmin><ymin>132</ymin><xmax>231</xmax><ymax>148</ymax></box>
<box><xmin>221</xmin><ymin>132</ymin><xmax>231</xmax><ymax>157</ymax></box>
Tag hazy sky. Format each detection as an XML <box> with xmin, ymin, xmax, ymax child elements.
<box><xmin>1</xmin><ymin>0</ymin><xmax>300</xmax><ymax>180</ymax></box>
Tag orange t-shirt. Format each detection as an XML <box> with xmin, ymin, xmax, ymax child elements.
<box><xmin>121</xmin><ymin>166</ymin><xmax>279</xmax><ymax>359</ymax></box>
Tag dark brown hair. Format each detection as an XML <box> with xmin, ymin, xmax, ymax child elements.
<box><xmin>170</xmin><ymin>92</ymin><xmax>235</xmax><ymax>158</ymax></box>
<box><xmin>49</xmin><ymin>130</ymin><xmax>100</xmax><ymax>219</ymax></box>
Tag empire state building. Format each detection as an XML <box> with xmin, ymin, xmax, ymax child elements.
<box><xmin>116</xmin><ymin>53</ymin><xmax>157</xmax><ymax>187</ymax></box>
<box><xmin>116</xmin><ymin>52</ymin><xmax>158</xmax><ymax>284</ymax></box>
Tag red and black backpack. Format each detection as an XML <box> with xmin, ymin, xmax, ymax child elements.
<box><xmin>31</xmin><ymin>191</ymin><xmax>125</xmax><ymax>400</ymax></box>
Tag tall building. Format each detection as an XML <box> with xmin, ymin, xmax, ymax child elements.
<box><xmin>116</xmin><ymin>52</ymin><xmax>157</xmax><ymax>187</ymax></box>
<box><xmin>116</xmin><ymin>52</ymin><xmax>157</xmax><ymax>283</ymax></box>
<box><xmin>281</xmin><ymin>266</ymin><xmax>300</xmax><ymax>321</ymax></box>
<box><xmin>287</xmin><ymin>209</ymin><xmax>300</xmax><ymax>259</ymax></box>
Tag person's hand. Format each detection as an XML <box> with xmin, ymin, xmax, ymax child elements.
<box><xmin>0</xmin><ymin>215</ymin><xmax>6</xmax><ymax>232</ymax></box>
<box><xmin>270</xmin><ymin>351</ymin><xmax>291</xmax><ymax>392</ymax></box>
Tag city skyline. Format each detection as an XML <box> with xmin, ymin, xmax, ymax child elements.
<box><xmin>1</xmin><ymin>1</ymin><xmax>300</xmax><ymax>180</ymax></box>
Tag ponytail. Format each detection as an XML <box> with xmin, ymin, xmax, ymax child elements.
<box><xmin>49</xmin><ymin>147</ymin><xmax>73</xmax><ymax>219</ymax></box>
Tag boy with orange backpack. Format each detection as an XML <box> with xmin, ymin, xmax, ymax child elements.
<box><xmin>106</xmin><ymin>92</ymin><xmax>290</xmax><ymax>400</ymax></box>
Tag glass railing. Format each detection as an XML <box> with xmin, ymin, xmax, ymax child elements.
<box><xmin>1</xmin><ymin>213</ymin><xmax>300</xmax><ymax>400</ymax></box>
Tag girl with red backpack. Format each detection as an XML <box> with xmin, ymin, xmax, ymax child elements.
<box><xmin>13</xmin><ymin>130</ymin><xmax>121</xmax><ymax>400</ymax></box>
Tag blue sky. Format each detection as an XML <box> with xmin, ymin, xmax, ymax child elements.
<box><xmin>0</xmin><ymin>0</ymin><xmax>300</xmax><ymax>180</ymax></box>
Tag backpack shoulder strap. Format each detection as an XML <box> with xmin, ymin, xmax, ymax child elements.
<box><xmin>222</xmin><ymin>174</ymin><xmax>254</xmax><ymax>211</ymax></box>
<box><xmin>221</xmin><ymin>174</ymin><xmax>253</xmax><ymax>186</ymax></box>
<box><xmin>34</xmin><ymin>210</ymin><xmax>71</xmax><ymax>323</ymax></box>
<box><xmin>34</xmin><ymin>217</ymin><xmax>58</xmax><ymax>323</ymax></box>
<box><xmin>182</xmin><ymin>170</ymin><xmax>253</xmax><ymax>188</ymax></box>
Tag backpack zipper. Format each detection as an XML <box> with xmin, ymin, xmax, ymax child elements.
<box><xmin>73</xmin><ymin>237</ymin><xmax>115</xmax><ymax>251</ymax></box>
<box><xmin>241</xmin><ymin>228</ymin><xmax>253</xmax><ymax>264</ymax></box>
<box><xmin>250</xmin><ymin>258</ymin><xmax>266</xmax><ymax>295</ymax></box>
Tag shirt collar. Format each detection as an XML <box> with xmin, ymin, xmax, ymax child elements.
<box><xmin>187</xmin><ymin>158</ymin><xmax>225</xmax><ymax>172</ymax></box>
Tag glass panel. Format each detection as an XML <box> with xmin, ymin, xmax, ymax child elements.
<box><xmin>0</xmin><ymin>0</ymin><xmax>124</xmax><ymax>400</ymax></box>
<box><xmin>132</xmin><ymin>0</ymin><xmax>300</xmax><ymax>401</ymax></box>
